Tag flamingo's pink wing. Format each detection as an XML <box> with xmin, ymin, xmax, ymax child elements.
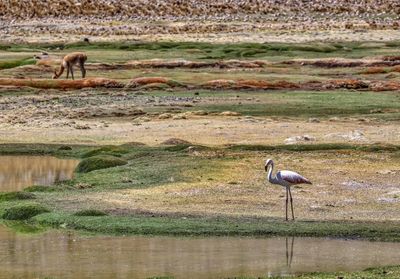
<box><xmin>278</xmin><ymin>170</ymin><xmax>312</xmax><ymax>185</ymax></box>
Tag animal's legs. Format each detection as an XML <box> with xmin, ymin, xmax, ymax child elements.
<box><xmin>285</xmin><ymin>187</ymin><xmax>288</xmax><ymax>221</ymax></box>
<box><xmin>289</xmin><ymin>187</ymin><xmax>295</xmax><ymax>220</ymax></box>
<box><xmin>70</xmin><ymin>66</ymin><xmax>74</xmax><ymax>80</ymax></box>
<box><xmin>80</xmin><ymin>63</ymin><xmax>86</xmax><ymax>78</ymax></box>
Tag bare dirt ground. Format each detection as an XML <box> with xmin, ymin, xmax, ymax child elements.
<box><xmin>0</xmin><ymin>87</ymin><xmax>399</xmax><ymax>146</ymax></box>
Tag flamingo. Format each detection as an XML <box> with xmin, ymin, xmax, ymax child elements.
<box><xmin>265</xmin><ymin>159</ymin><xmax>312</xmax><ymax>221</ymax></box>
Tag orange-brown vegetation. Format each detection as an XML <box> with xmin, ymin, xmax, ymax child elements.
<box><xmin>360</xmin><ymin>67</ymin><xmax>387</xmax><ymax>75</ymax></box>
<box><xmin>1</xmin><ymin>76</ymin><xmax>400</xmax><ymax>92</ymax></box>
<box><xmin>0</xmin><ymin>78</ymin><xmax>124</xmax><ymax>90</ymax></box>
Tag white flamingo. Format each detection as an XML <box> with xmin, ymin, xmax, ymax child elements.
<box><xmin>265</xmin><ymin>159</ymin><xmax>312</xmax><ymax>221</ymax></box>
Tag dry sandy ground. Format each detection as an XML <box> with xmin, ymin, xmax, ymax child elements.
<box><xmin>47</xmin><ymin>150</ymin><xmax>400</xmax><ymax>221</ymax></box>
<box><xmin>3</xmin><ymin>26</ymin><xmax>400</xmax><ymax>44</ymax></box>
<box><xmin>1</xmin><ymin>116</ymin><xmax>400</xmax><ymax>146</ymax></box>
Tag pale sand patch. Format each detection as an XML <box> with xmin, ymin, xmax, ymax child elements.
<box><xmin>0</xmin><ymin>117</ymin><xmax>399</xmax><ymax>146</ymax></box>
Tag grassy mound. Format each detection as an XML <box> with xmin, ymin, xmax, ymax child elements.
<box><xmin>82</xmin><ymin>146</ymin><xmax>129</xmax><ymax>158</ymax></box>
<box><xmin>73</xmin><ymin>209</ymin><xmax>108</xmax><ymax>216</ymax></box>
<box><xmin>2</xmin><ymin>203</ymin><xmax>50</xmax><ymax>220</ymax></box>
<box><xmin>76</xmin><ymin>155</ymin><xmax>128</xmax><ymax>173</ymax></box>
<box><xmin>0</xmin><ymin>191</ymin><xmax>35</xmax><ymax>202</ymax></box>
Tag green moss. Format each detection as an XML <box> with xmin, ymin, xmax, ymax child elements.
<box><xmin>24</xmin><ymin>185</ymin><xmax>58</xmax><ymax>192</ymax></box>
<box><xmin>3</xmin><ymin>203</ymin><xmax>50</xmax><ymax>220</ymax></box>
<box><xmin>73</xmin><ymin>209</ymin><xmax>108</xmax><ymax>216</ymax></box>
<box><xmin>82</xmin><ymin>146</ymin><xmax>129</xmax><ymax>158</ymax></box>
<box><xmin>76</xmin><ymin>155</ymin><xmax>128</xmax><ymax>173</ymax></box>
<box><xmin>2</xmin><ymin>221</ymin><xmax>46</xmax><ymax>234</ymax></box>
<box><xmin>0</xmin><ymin>192</ymin><xmax>35</xmax><ymax>202</ymax></box>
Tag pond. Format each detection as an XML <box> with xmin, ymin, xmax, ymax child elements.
<box><xmin>0</xmin><ymin>155</ymin><xmax>79</xmax><ymax>192</ymax></box>
<box><xmin>0</xmin><ymin>224</ymin><xmax>399</xmax><ymax>279</ymax></box>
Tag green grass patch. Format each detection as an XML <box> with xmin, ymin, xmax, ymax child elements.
<box><xmin>2</xmin><ymin>220</ymin><xmax>47</xmax><ymax>234</ymax></box>
<box><xmin>3</xmin><ymin>203</ymin><xmax>50</xmax><ymax>220</ymax></box>
<box><xmin>73</xmin><ymin>209</ymin><xmax>108</xmax><ymax>216</ymax></box>
<box><xmin>33</xmin><ymin>213</ymin><xmax>400</xmax><ymax>241</ymax></box>
<box><xmin>24</xmin><ymin>185</ymin><xmax>58</xmax><ymax>192</ymax></box>
<box><xmin>195</xmin><ymin>90</ymin><xmax>400</xmax><ymax>118</ymax></box>
<box><xmin>0</xmin><ymin>58</ymin><xmax>36</xmax><ymax>69</ymax></box>
<box><xmin>81</xmin><ymin>145</ymin><xmax>129</xmax><ymax>158</ymax></box>
<box><xmin>74</xmin><ymin>148</ymin><xmax>218</xmax><ymax>190</ymax></box>
<box><xmin>75</xmin><ymin>155</ymin><xmax>128</xmax><ymax>173</ymax></box>
<box><xmin>3</xmin><ymin>41</ymin><xmax>400</xmax><ymax>62</ymax></box>
<box><xmin>0</xmin><ymin>192</ymin><xmax>35</xmax><ymax>202</ymax></box>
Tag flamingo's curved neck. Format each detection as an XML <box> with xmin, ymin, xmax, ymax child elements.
<box><xmin>267</xmin><ymin>161</ymin><xmax>277</xmax><ymax>183</ymax></box>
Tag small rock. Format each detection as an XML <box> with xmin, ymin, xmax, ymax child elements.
<box><xmin>190</xmin><ymin>110</ymin><xmax>208</xmax><ymax>116</ymax></box>
<box><xmin>74</xmin><ymin>124</ymin><xmax>91</xmax><ymax>130</ymax></box>
<box><xmin>377</xmin><ymin>169</ymin><xmax>396</xmax><ymax>175</ymax></box>
<box><xmin>308</xmin><ymin>117</ymin><xmax>320</xmax><ymax>123</ymax></box>
<box><xmin>172</xmin><ymin>114</ymin><xmax>187</xmax><ymax>120</ymax></box>
<box><xmin>158</xmin><ymin>113</ymin><xmax>172</xmax><ymax>119</ymax></box>
<box><xmin>220</xmin><ymin>111</ymin><xmax>241</xmax><ymax>116</ymax></box>
<box><xmin>284</xmin><ymin>135</ymin><xmax>316</xmax><ymax>145</ymax></box>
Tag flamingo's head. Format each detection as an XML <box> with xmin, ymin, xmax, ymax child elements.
<box><xmin>52</xmin><ymin>70</ymin><xmax>58</xmax><ymax>79</ymax></box>
<box><xmin>265</xmin><ymin>159</ymin><xmax>273</xmax><ymax>171</ymax></box>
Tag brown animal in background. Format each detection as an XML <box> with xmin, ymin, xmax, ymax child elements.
<box><xmin>53</xmin><ymin>52</ymin><xmax>87</xmax><ymax>80</ymax></box>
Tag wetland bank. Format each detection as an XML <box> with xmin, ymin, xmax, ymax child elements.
<box><xmin>1</xmin><ymin>39</ymin><xmax>400</xmax><ymax>278</ymax></box>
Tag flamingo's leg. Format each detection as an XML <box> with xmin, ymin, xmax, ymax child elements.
<box><xmin>289</xmin><ymin>187</ymin><xmax>295</xmax><ymax>220</ymax></box>
<box><xmin>285</xmin><ymin>187</ymin><xmax>289</xmax><ymax>221</ymax></box>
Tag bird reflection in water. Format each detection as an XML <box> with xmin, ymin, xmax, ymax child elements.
<box><xmin>265</xmin><ymin>236</ymin><xmax>295</xmax><ymax>278</ymax></box>
<box><xmin>286</xmin><ymin>236</ymin><xmax>294</xmax><ymax>269</ymax></box>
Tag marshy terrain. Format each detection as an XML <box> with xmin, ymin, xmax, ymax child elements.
<box><xmin>1</xmin><ymin>28</ymin><xmax>400</xmax><ymax>279</ymax></box>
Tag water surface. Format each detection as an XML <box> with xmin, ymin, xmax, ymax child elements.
<box><xmin>0</xmin><ymin>155</ymin><xmax>79</xmax><ymax>192</ymax></box>
<box><xmin>0</xmin><ymin>225</ymin><xmax>399</xmax><ymax>279</ymax></box>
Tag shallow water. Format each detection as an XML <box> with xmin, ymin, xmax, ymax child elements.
<box><xmin>0</xmin><ymin>225</ymin><xmax>399</xmax><ymax>279</ymax></box>
<box><xmin>0</xmin><ymin>156</ymin><xmax>79</xmax><ymax>192</ymax></box>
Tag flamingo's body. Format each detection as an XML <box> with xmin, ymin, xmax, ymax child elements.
<box><xmin>265</xmin><ymin>159</ymin><xmax>312</xmax><ymax>221</ymax></box>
